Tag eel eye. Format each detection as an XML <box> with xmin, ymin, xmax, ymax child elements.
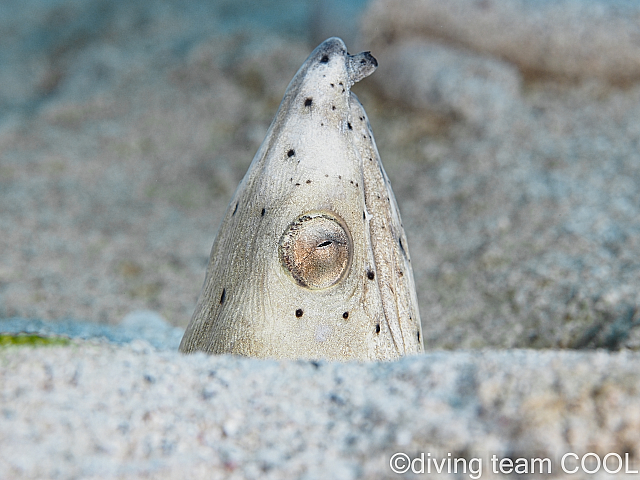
<box><xmin>279</xmin><ymin>212</ymin><xmax>352</xmax><ymax>289</ymax></box>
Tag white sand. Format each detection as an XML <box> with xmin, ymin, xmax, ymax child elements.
<box><xmin>3</xmin><ymin>344</ymin><xmax>640</xmax><ymax>479</ymax></box>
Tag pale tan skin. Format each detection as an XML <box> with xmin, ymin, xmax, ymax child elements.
<box><xmin>180</xmin><ymin>38</ymin><xmax>423</xmax><ymax>361</ymax></box>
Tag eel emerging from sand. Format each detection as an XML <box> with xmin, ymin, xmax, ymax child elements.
<box><xmin>180</xmin><ymin>38</ymin><xmax>423</xmax><ymax>361</ymax></box>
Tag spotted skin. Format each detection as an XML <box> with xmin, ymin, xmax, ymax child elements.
<box><xmin>179</xmin><ymin>38</ymin><xmax>423</xmax><ymax>361</ymax></box>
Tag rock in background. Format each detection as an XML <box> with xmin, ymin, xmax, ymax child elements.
<box><xmin>362</xmin><ymin>0</ymin><xmax>640</xmax><ymax>83</ymax></box>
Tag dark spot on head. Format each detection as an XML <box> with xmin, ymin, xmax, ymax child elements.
<box><xmin>363</xmin><ymin>135</ymin><xmax>367</xmax><ymax>139</ymax></box>
<box><xmin>342</xmin><ymin>311</ymin><xmax>349</xmax><ymax>319</ymax></box>
<box><xmin>398</xmin><ymin>270</ymin><xmax>404</xmax><ymax>277</ymax></box>
<box><xmin>330</xmin><ymin>83</ymin><xmax>334</xmax><ymax>88</ymax></box>
<box><xmin>375</xmin><ymin>323</ymin><xmax>381</xmax><ymax>334</ymax></box>
<box><xmin>363</xmin><ymin>211</ymin><xmax>366</xmax><ymax>220</ymax></box>
<box><xmin>320</xmin><ymin>55</ymin><xmax>329</xmax><ymax>63</ymax></box>
<box><xmin>295</xmin><ymin>308</ymin><xmax>303</xmax><ymax>318</ymax></box>
<box><xmin>220</xmin><ymin>288</ymin><xmax>226</xmax><ymax>304</ymax></box>
<box><xmin>304</xmin><ymin>98</ymin><xmax>313</xmax><ymax>107</ymax></box>
<box><xmin>320</xmin><ymin>122</ymin><xmax>324</xmax><ymax>126</ymax></box>
<box><xmin>332</xmin><ymin>106</ymin><xmax>336</xmax><ymax>111</ymax></box>
<box><xmin>350</xmin><ymin>180</ymin><xmax>353</xmax><ymax>184</ymax></box>
<box><xmin>355</xmin><ymin>183</ymin><xmax>358</xmax><ymax>187</ymax></box>
<box><xmin>261</xmin><ymin>208</ymin><xmax>266</xmax><ymax>216</ymax></box>
<box><xmin>369</xmin><ymin>157</ymin><xmax>373</xmax><ymax>161</ymax></box>
<box><xmin>367</xmin><ymin>269</ymin><xmax>375</xmax><ymax>280</ymax></box>
<box><xmin>295</xmin><ymin>183</ymin><xmax>301</xmax><ymax>186</ymax></box>
<box><xmin>376</xmin><ymin>194</ymin><xmax>380</xmax><ymax>199</ymax></box>
<box><xmin>325</xmin><ymin>174</ymin><xmax>329</xmax><ymax>177</ymax></box>
<box><xmin>306</xmin><ymin>179</ymin><xmax>311</xmax><ymax>184</ymax></box>
<box><xmin>287</xmin><ymin>149</ymin><xmax>295</xmax><ymax>157</ymax></box>
<box><xmin>338</xmin><ymin>175</ymin><xmax>341</xmax><ymax>179</ymax></box>
<box><xmin>232</xmin><ymin>203</ymin><xmax>238</xmax><ymax>216</ymax></box>
<box><xmin>347</xmin><ymin>122</ymin><xmax>352</xmax><ymax>130</ymax></box>
<box><xmin>359</xmin><ymin>116</ymin><xmax>363</xmax><ymax>121</ymax></box>
<box><xmin>339</xmin><ymin>82</ymin><xmax>343</xmax><ymax>86</ymax></box>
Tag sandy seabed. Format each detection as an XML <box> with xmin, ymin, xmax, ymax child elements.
<box><xmin>3</xmin><ymin>343</ymin><xmax>640</xmax><ymax>479</ymax></box>
<box><xmin>3</xmin><ymin>0</ymin><xmax>640</xmax><ymax>477</ymax></box>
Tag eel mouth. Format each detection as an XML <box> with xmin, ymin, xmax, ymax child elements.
<box><xmin>347</xmin><ymin>50</ymin><xmax>378</xmax><ymax>85</ymax></box>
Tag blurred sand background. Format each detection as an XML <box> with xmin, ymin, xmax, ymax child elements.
<box><xmin>2</xmin><ymin>0</ymin><xmax>640</xmax><ymax>351</ymax></box>
<box><xmin>3</xmin><ymin>0</ymin><xmax>640</xmax><ymax>478</ymax></box>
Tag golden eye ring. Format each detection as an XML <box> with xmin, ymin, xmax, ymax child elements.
<box><xmin>279</xmin><ymin>212</ymin><xmax>352</xmax><ymax>289</ymax></box>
